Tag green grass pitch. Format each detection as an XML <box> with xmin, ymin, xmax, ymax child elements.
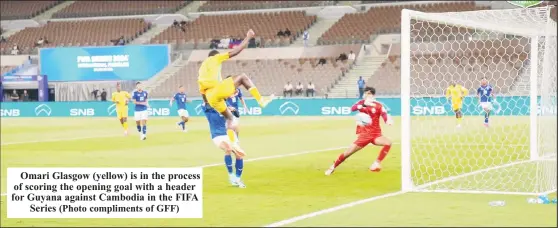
<box><xmin>1</xmin><ymin>116</ymin><xmax>556</xmax><ymax>227</ymax></box>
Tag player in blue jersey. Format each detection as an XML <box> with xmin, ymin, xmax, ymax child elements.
<box><xmin>202</xmin><ymin>103</ymin><xmax>246</xmax><ymax>188</ymax></box>
<box><xmin>477</xmin><ymin>78</ymin><xmax>495</xmax><ymax>127</ymax></box>
<box><xmin>132</xmin><ymin>82</ymin><xmax>149</xmax><ymax>140</ymax></box>
<box><xmin>169</xmin><ymin>85</ymin><xmax>191</xmax><ymax>132</ymax></box>
<box><xmin>226</xmin><ymin>85</ymin><xmax>247</xmax><ymax>139</ymax></box>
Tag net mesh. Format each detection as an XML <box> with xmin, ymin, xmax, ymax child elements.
<box><xmin>405</xmin><ymin>6</ymin><xmax>557</xmax><ymax>194</ymax></box>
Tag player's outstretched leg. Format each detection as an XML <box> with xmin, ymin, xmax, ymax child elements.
<box><xmin>231</xmin><ymin>73</ymin><xmax>275</xmax><ymax>108</ymax></box>
<box><xmin>135</xmin><ymin>120</ymin><xmax>142</xmax><ymax>139</ymax></box>
<box><xmin>370</xmin><ymin>136</ymin><xmax>392</xmax><ymax>172</ymax></box>
<box><xmin>218</xmin><ymin>140</ymin><xmax>239</xmax><ymax>186</ymax></box>
<box><xmin>325</xmin><ymin>144</ymin><xmax>363</xmax><ymax>176</ymax></box>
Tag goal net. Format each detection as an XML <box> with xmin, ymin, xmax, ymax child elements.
<box><xmin>400</xmin><ymin>6</ymin><xmax>557</xmax><ymax>195</ymax></box>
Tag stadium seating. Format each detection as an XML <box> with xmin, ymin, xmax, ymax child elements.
<box><xmin>368</xmin><ymin>39</ymin><xmax>529</xmax><ymax>95</ymax></box>
<box><xmin>0</xmin><ymin>19</ymin><xmax>151</xmax><ymax>55</ymax></box>
<box><xmin>52</xmin><ymin>1</ymin><xmax>190</xmax><ymax>18</ymax></box>
<box><xmin>198</xmin><ymin>1</ymin><xmax>335</xmax><ymax>12</ymax></box>
<box><xmin>151</xmin><ymin>11</ymin><xmax>316</xmax><ymax>48</ymax></box>
<box><xmin>0</xmin><ymin>1</ymin><xmax>61</xmax><ymax>20</ymax></box>
<box><xmin>1</xmin><ymin>66</ymin><xmax>17</xmax><ymax>75</ymax></box>
<box><xmin>318</xmin><ymin>2</ymin><xmax>489</xmax><ymax>45</ymax></box>
<box><xmin>149</xmin><ymin>45</ymin><xmax>358</xmax><ymax>98</ymax></box>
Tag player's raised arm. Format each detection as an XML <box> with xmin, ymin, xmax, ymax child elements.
<box><xmin>461</xmin><ymin>86</ymin><xmax>469</xmax><ymax>98</ymax></box>
<box><xmin>228</xmin><ymin>29</ymin><xmax>255</xmax><ymax>58</ymax></box>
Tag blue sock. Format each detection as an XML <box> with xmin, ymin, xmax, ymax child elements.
<box><xmin>224</xmin><ymin>155</ymin><xmax>233</xmax><ymax>174</ymax></box>
<box><xmin>142</xmin><ymin>125</ymin><xmax>147</xmax><ymax>134</ymax></box>
<box><xmin>484</xmin><ymin>113</ymin><xmax>489</xmax><ymax>123</ymax></box>
<box><xmin>235</xmin><ymin>159</ymin><xmax>243</xmax><ymax>178</ymax></box>
<box><xmin>136</xmin><ymin>125</ymin><xmax>141</xmax><ymax>132</ymax></box>
<box><xmin>180</xmin><ymin>121</ymin><xmax>185</xmax><ymax>130</ymax></box>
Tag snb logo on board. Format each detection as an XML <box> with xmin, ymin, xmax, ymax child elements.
<box><xmin>279</xmin><ymin>101</ymin><xmax>299</xmax><ymax>115</ymax></box>
<box><xmin>107</xmin><ymin>104</ymin><xmax>117</xmax><ymax>115</ymax></box>
<box><xmin>34</xmin><ymin>104</ymin><xmax>52</xmax><ymax>116</ymax></box>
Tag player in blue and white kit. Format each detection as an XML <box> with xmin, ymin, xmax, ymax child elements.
<box><xmin>169</xmin><ymin>85</ymin><xmax>190</xmax><ymax>132</ymax></box>
<box><xmin>477</xmin><ymin>78</ymin><xmax>495</xmax><ymax>127</ymax></box>
<box><xmin>202</xmin><ymin>103</ymin><xmax>246</xmax><ymax>188</ymax></box>
<box><xmin>132</xmin><ymin>82</ymin><xmax>149</xmax><ymax>140</ymax></box>
<box><xmin>226</xmin><ymin>87</ymin><xmax>246</xmax><ymax>139</ymax></box>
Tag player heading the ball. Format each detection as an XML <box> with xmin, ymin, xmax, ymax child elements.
<box><xmin>325</xmin><ymin>86</ymin><xmax>394</xmax><ymax>175</ymax></box>
<box><xmin>446</xmin><ymin>82</ymin><xmax>469</xmax><ymax>128</ymax></box>
<box><xmin>477</xmin><ymin>78</ymin><xmax>495</xmax><ymax>128</ymax></box>
<box><xmin>197</xmin><ymin>29</ymin><xmax>275</xmax><ymax>156</ymax></box>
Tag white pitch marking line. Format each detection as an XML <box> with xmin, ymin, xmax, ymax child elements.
<box><xmin>0</xmin><ymin>146</ymin><xmax>350</xmax><ymax>197</ymax></box>
<box><xmin>264</xmin><ymin>191</ymin><xmax>406</xmax><ymax>227</ymax></box>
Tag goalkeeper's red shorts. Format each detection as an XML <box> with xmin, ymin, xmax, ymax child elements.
<box><xmin>354</xmin><ymin>134</ymin><xmax>382</xmax><ymax>147</ymax></box>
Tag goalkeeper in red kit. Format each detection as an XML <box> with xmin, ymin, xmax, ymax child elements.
<box><xmin>325</xmin><ymin>86</ymin><xmax>393</xmax><ymax>175</ymax></box>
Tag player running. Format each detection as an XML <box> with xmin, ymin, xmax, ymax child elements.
<box><xmin>169</xmin><ymin>85</ymin><xmax>191</xmax><ymax>132</ymax></box>
<box><xmin>226</xmin><ymin>85</ymin><xmax>247</xmax><ymax>139</ymax></box>
<box><xmin>325</xmin><ymin>87</ymin><xmax>393</xmax><ymax>175</ymax></box>
<box><xmin>198</xmin><ymin>28</ymin><xmax>275</xmax><ymax>156</ymax></box>
<box><xmin>132</xmin><ymin>82</ymin><xmax>149</xmax><ymax>140</ymax></box>
<box><xmin>202</xmin><ymin>103</ymin><xmax>246</xmax><ymax>188</ymax></box>
<box><xmin>477</xmin><ymin>78</ymin><xmax>495</xmax><ymax>127</ymax></box>
<box><xmin>446</xmin><ymin>82</ymin><xmax>469</xmax><ymax>128</ymax></box>
<box><xmin>111</xmin><ymin>82</ymin><xmax>131</xmax><ymax>135</ymax></box>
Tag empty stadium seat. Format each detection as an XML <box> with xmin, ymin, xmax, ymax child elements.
<box><xmin>149</xmin><ymin>45</ymin><xmax>359</xmax><ymax>98</ymax></box>
<box><xmin>367</xmin><ymin>39</ymin><xmax>529</xmax><ymax>95</ymax></box>
<box><xmin>0</xmin><ymin>1</ymin><xmax>61</xmax><ymax>20</ymax></box>
<box><xmin>319</xmin><ymin>2</ymin><xmax>489</xmax><ymax>45</ymax></box>
<box><xmin>0</xmin><ymin>19</ymin><xmax>151</xmax><ymax>55</ymax></box>
<box><xmin>152</xmin><ymin>11</ymin><xmax>316</xmax><ymax>48</ymax></box>
<box><xmin>198</xmin><ymin>1</ymin><xmax>335</xmax><ymax>12</ymax></box>
<box><xmin>1</xmin><ymin>66</ymin><xmax>17</xmax><ymax>75</ymax></box>
<box><xmin>53</xmin><ymin>1</ymin><xmax>190</xmax><ymax>18</ymax></box>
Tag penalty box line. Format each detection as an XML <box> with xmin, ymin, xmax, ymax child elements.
<box><xmin>0</xmin><ymin>146</ymin><xmax>351</xmax><ymax>197</ymax></box>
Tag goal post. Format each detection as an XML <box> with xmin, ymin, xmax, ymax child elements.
<box><xmin>400</xmin><ymin>6</ymin><xmax>557</xmax><ymax>195</ymax></box>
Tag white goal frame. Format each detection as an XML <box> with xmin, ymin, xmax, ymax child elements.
<box><xmin>400</xmin><ymin>6</ymin><xmax>557</xmax><ymax>195</ymax></box>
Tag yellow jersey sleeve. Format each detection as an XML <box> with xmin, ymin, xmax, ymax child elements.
<box><xmin>125</xmin><ymin>92</ymin><xmax>131</xmax><ymax>99</ymax></box>
<box><xmin>111</xmin><ymin>92</ymin><xmax>117</xmax><ymax>102</ymax></box>
<box><xmin>446</xmin><ymin>87</ymin><xmax>452</xmax><ymax>98</ymax></box>
<box><xmin>215</xmin><ymin>52</ymin><xmax>230</xmax><ymax>63</ymax></box>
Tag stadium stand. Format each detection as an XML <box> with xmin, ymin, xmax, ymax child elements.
<box><xmin>151</xmin><ymin>11</ymin><xmax>317</xmax><ymax>48</ymax></box>
<box><xmin>149</xmin><ymin>45</ymin><xmax>359</xmax><ymax>98</ymax></box>
<box><xmin>0</xmin><ymin>19</ymin><xmax>151</xmax><ymax>55</ymax></box>
<box><xmin>52</xmin><ymin>1</ymin><xmax>190</xmax><ymax>18</ymax></box>
<box><xmin>0</xmin><ymin>1</ymin><xmax>61</xmax><ymax>20</ymax></box>
<box><xmin>368</xmin><ymin>38</ymin><xmax>529</xmax><ymax>95</ymax></box>
<box><xmin>318</xmin><ymin>1</ymin><xmax>489</xmax><ymax>45</ymax></box>
<box><xmin>198</xmin><ymin>1</ymin><xmax>336</xmax><ymax>12</ymax></box>
<box><xmin>1</xmin><ymin>66</ymin><xmax>17</xmax><ymax>75</ymax></box>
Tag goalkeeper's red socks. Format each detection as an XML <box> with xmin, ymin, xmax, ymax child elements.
<box><xmin>376</xmin><ymin>145</ymin><xmax>392</xmax><ymax>162</ymax></box>
<box><xmin>333</xmin><ymin>153</ymin><xmax>346</xmax><ymax>168</ymax></box>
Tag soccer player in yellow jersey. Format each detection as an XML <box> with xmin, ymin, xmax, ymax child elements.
<box><xmin>198</xmin><ymin>29</ymin><xmax>274</xmax><ymax>156</ymax></box>
<box><xmin>446</xmin><ymin>82</ymin><xmax>469</xmax><ymax>128</ymax></box>
<box><xmin>112</xmin><ymin>82</ymin><xmax>131</xmax><ymax>135</ymax></box>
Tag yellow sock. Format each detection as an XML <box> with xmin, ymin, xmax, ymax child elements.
<box><xmin>248</xmin><ymin>87</ymin><xmax>263</xmax><ymax>106</ymax></box>
<box><xmin>122</xmin><ymin>121</ymin><xmax>128</xmax><ymax>130</ymax></box>
<box><xmin>227</xmin><ymin>129</ymin><xmax>237</xmax><ymax>144</ymax></box>
<box><xmin>457</xmin><ymin>117</ymin><xmax>462</xmax><ymax>124</ymax></box>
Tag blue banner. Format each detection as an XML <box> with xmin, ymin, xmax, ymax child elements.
<box><xmin>0</xmin><ymin>97</ymin><xmax>555</xmax><ymax>118</ymax></box>
<box><xmin>39</xmin><ymin>45</ymin><xmax>170</xmax><ymax>81</ymax></box>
